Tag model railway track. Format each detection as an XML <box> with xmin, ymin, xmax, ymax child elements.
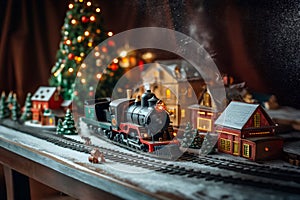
<box><xmin>1</xmin><ymin>120</ymin><xmax>300</xmax><ymax>195</ymax></box>
<box><xmin>88</xmin><ymin>128</ymin><xmax>181</xmax><ymax>160</ymax></box>
<box><xmin>179</xmin><ymin>152</ymin><xmax>300</xmax><ymax>184</ymax></box>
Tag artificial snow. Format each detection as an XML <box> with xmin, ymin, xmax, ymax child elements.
<box><xmin>0</xmin><ymin>125</ymin><xmax>299</xmax><ymax>199</ymax></box>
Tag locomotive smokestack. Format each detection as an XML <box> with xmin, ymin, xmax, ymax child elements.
<box><xmin>141</xmin><ymin>90</ymin><xmax>154</xmax><ymax>107</ymax></box>
<box><xmin>126</xmin><ymin>89</ymin><xmax>132</xmax><ymax>99</ymax></box>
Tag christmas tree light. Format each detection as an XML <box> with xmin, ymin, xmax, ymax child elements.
<box><xmin>49</xmin><ymin>0</ymin><xmax>114</xmax><ymax>101</ymax></box>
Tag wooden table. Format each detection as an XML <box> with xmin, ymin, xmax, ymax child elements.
<box><xmin>0</xmin><ymin>126</ymin><xmax>162</xmax><ymax>200</ymax></box>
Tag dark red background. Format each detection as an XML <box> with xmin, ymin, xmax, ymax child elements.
<box><xmin>1</xmin><ymin>0</ymin><xmax>299</xmax><ymax>108</ymax></box>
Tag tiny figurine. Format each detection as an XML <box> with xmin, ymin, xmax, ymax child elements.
<box><xmin>88</xmin><ymin>148</ymin><xmax>105</xmax><ymax>163</ymax></box>
<box><xmin>0</xmin><ymin>92</ymin><xmax>10</xmax><ymax>119</ymax></box>
<box><xmin>215</xmin><ymin>101</ymin><xmax>283</xmax><ymax>161</ymax></box>
<box><xmin>81</xmin><ymin>136</ymin><xmax>92</xmax><ymax>145</ymax></box>
<box><xmin>21</xmin><ymin>93</ymin><xmax>33</xmax><ymax>121</ymax></box>
<box><xmin>11</xmin><ymin>93</ymin><xmax>21</xmax><ymax>121</ymax></box>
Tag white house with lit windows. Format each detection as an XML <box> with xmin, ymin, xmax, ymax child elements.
<box><xmin>142</xmin><ymin>60</ymin><xmax>205</xmax><ymax>127</ymax></box>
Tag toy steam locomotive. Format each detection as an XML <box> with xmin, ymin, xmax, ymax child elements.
<box><xmin>81</xmin><ymin>90</ymin><xmax>179</xmax><ymax>154</ymax></box>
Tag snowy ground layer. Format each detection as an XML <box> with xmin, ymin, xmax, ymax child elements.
<box><xmin>1</xmin><ymin>125</ymin><xmax>300</xmax><ymax>200</ymax></box>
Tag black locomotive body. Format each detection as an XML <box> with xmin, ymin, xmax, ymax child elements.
<box><xmin>82</xmin><ymin>90</ymin><xmax>178</xmax><ymax>153</ymax></box>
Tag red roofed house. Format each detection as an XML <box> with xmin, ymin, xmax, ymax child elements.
<box><xmin>31</xmin><ymin>86</ymin><xmax>63</xmax><ymax>124</ymax></box>
<box><xmin>215</xmin><ymin>101</ymin><xmax>283</xmax><ymax>161</ymax></box>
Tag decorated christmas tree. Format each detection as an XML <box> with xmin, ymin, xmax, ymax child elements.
<box><xmin>0</xmin><ymin>92</ymin><xmax>10</xmax><ymax>119</ymax></box>
<box><xmin>20</xmin><ymin>93</ymin><xmax>33</xmax><ymax>121</ymax></box>
<box><xmin>60</xmin><ymin>109</ymin><xmax>78</xmax><ymax>135</ymax></box>
<box><xmin>11</xmin><ymin>94</ymin><xmax>21</xmax><ymax>121</ymax></box>
<box><xmin>49</xmin><ymin>0</ymin><xmax>119</xmax><ymax>103</ymax></box>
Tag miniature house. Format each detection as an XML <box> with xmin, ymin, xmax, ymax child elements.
<box><xmin>142</xmin><ymin>60</ymin><xmax>205</xmax><ymax>127</ymax></box>
<box><xmin>215</xmin><ymin>101</ymin><xmax>283</xmax><ymax>161</ymax></box>
<box><xmin>31</xmin><ymin>86</ymin><xmax>63</xmax><ymax>123</ymax></box>
<box><xmin>41</xmin><ymin>109</ymin><xmax>56</xmax><ymax>126</ymax></box>
<box><xmin>188</xmin><ymin>89</ymin><xmax>221</xmax><ymax>133</ymax></box>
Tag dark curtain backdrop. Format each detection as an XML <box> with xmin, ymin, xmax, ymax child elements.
<box><xmin>1</xmin><ymin>0</ymin><xmax>299</xmax><ymax>108</ymax></box>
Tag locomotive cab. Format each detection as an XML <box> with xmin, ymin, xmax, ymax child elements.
<box><xmin>109</xmin><ymin>98</ymin><xmax>135</xmax><ymax>131</ymax></box>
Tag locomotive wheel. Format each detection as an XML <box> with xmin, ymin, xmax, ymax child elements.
<box><xmin>120</xmin><ymin>134</ymin><xmax>126</xmax><ymax>144</ymax></box>
<box><xmin>114</xmin><ymin>133</ymin><xmax>120</xmax><ymax>142</ymax></box>
<box><xmin>106</xmin><ymin>131</ymin><xmax>113</xmax><ymax>140</ymax></box>
<box><xmin>126</xmin><ymin>139</ymin><xmax>131</xmax><ymax>147</ymax></box>
<box><xmin>104</xmin><ymin>130</ymin><xmax>109</xmax><ymax>137</ymax></box>
<box><xmin>140</xmin><ymin>144</ymin><xmax>148</xmax><ymax>152</ymax></box>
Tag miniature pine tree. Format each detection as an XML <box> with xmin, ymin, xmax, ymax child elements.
<box><xmin>181</xmin><ymin>122</ymin><xmax>197</xmax><ymax>148</ymax></box>
<box><xmin>21</xmin><ymin>93</ymin><xmax>33</xmax><ymax>121</ymax></box>
<box><xmin>6</xmin><ymin>91</ymin><xmax>13</xmax><ymax>109</ymax></box>
<box><xmin>11</xmin><ymin>94</ymin><xmax>21</xmax><ymax>121</ymax></box>
<box><xmin>199</xmin><ymin>133</ymin><xmax>218</xmax><ymax>155</ymax></box>
<box><xmin>0</xmin><ymin>92</ymin><xmax>10</xmax><ymax>119</ymax></box>
<box><xmin>56</xmin><ymin>119</ymin><xmax>64</xmax><ymax>134</ymax></box>
<box><xmin>61</xmin><ymin>109</ymin><xmax>78</xmax><ymax>135</ymax></box>
<box><xmin>190</xmin><ymin>135</ymin><xmax>204</xmax><ymax>149</ymax></box>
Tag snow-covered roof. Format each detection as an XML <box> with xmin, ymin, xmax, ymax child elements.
<box><xmin>31</xmin><ymin>86</ymin><xmax>57</xmax><ymax>101</ymax></box>
<box><xmin>215</xmin><ymin>101</ymin><xmax>260</xmax><ymax>130</ymax></box>
<box><xmin>61</xmin><ymin>100</ymin><xmax>72</xmax><ymax>107</ymax></box>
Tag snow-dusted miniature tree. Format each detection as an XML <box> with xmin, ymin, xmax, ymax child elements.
<box><xmin>0</xmin><ymin>92</ymin><xmax>10</xmax><ymax>119</ymax></box>
<box><xmin>21</xmin><ymin>93</ymin><xmax>33</xmax><ymax>121</ymax></box>
<box><xmin>56</xmin><ymin>119</ymin><xmax>64</xmax><ymax>134</ymax></box>
<box><xmin>181</xmin><ymin>122</ymin><xmax>204</xmax><ymax>149</ymax></box>
<box><xmin>181</xmin><ymin>123</ymin><xmax>198</xmax><ymax>148</ymax></box>
<box><xmin>199</xmin><ymin>133</ymin><xmax>217</xmax><ymax>154</ymax></box>
<box><xmin>11</xmin><ymin>94</ymin><xmax>21</xmax><ymax>121</ymax></box>
<box><xmin>61</xmin><ymin>109</ymin><xmax>78</xmax><ymax>135</ymax></box>
<box><xmin>6</xmin><ymin>91</ymin><xmax>13</xmax><ymax>109</ymax></box>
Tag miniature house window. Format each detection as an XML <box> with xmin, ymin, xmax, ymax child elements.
<box><xmin>220</xmin><ymin>139</ymin><xmax>226</xmax><ymax>150</ymax></box>
<box><xmin>181</xmin><ymin>109</ymin><xmax>185</xmax><ymax>118</ymax></box>
<box><xmin>243</xmin><ymin>144</ymin><xmax>251</xmax><ymax>158</ymax></box>
<box><xmin>197</xmin><ymin>118</ymin><xmax>212</xmax><ymax>132</ymax></box>
<box><xmin>254</xmin><ymin>113</ymin><xmax>261</xmax><ymax>127</ymax></box>
<box><xmin>203</xmin><ymin>92</ymin><xmax>212</xmax><ymax>107</ymax></box>
<box><xmin>49</xmin><ymin>118</ymin><xmax>53</xmax><ymax>125</ymax></box>
<box><xmin>166</xmin><ymin>89</ymin><xmax>171</xmax><ymax>99</ymax></box>
<box><xmin>233</xmin><ymin>141</ymin><xmax>239</xmax><ymax>155</ymax></box>
<box><xmin>225</xmin><ymin>140</ymin><xmax>231</xmax><ymax>152</ymax></box>
<box><xmin>168</xmin><ymin>108</ymin><xmax>176</xmax><ymax>118</ymax></box>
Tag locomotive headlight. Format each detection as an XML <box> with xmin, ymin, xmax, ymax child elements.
<box><xmin>143</xmin><ymin>133</ymin><xmax>148</xmax><ymax>138</ymax></box>
<box><xmin>173</xmin><ymin>132</ymin><xmax>177</xmax><ymax>137</ymax></box>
